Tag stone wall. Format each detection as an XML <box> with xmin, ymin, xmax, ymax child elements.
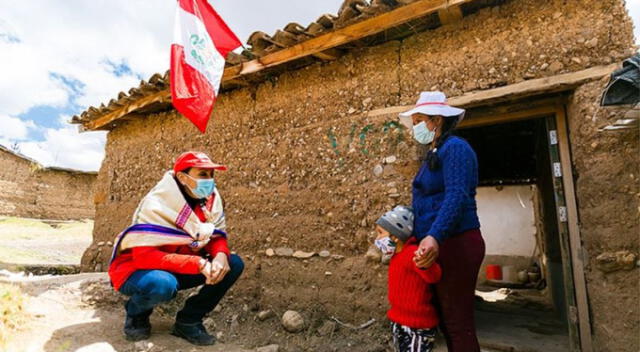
<box><xmin>0</xmin><ymin>148</ymin><xmax>97</xmax><ymax>220</ymax></box>
<box><xmin>82</xmin><ymin>0</ymin><xmax>637</xmax><ymax>350</ymax></box>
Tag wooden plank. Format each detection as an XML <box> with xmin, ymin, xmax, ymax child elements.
<box><xmin>83</xmin><ymin>61</ymin><xmax>615</xmax><ymax>131</ymax></box>
<box><xmin>555</xmin><ymin>106</ymin><xmax>594</xmax><ymax>352</ymax></box>
<box><xmin>367</xmin><ymin>64</ymin><xmax>618</xmax><ymax>118</ymax></box>
<box><xmin>222</xmin><ymin>0</ymin><xmax>471</xmax><ymax>81</ymax></box>
<box><xmin>84</xmin><ymin>90</ymin><xmax>170</xmax><ymax>131</ymax></box>
<box><xmin>224</xmin><ymin>78</ymin><xmax>250</xmax><ymax>87</ymax></box>
<box><xmin>438</xmin><ymin>5</ymin><xmax>463</xmax><ymax>25</ymax></box>
<box><xmin>545</xmin><ymin>115</ymin><xmax>581</xmax><ymax>351</ymax></box>
<box><xmin>458</xmin><ymin>105</ymin><xmax>557</xmax><ymax>129</ymax></box>
<box><xmin>312</xmin><ymin>48</ymin><xmax>342</xmax><ymax>61</ymax></box>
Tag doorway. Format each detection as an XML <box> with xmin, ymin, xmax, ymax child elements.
<box><xmin>452</xmin><ymin>102</ymin><xmax>587</xmax><ymax>352</ymax></box>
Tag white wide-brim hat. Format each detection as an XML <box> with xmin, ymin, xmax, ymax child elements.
<box><xmin>398</xmin><ymin>91</ymin><xmax>465</xmax><ymax>130</ymax></box>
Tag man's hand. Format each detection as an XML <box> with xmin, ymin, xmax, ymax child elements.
<box><xmin>206</xmin><ymin>253</ymin><xmax>230</xmax><ymax>285</ymax></box>
<box><xmin>199</xmin><ymin>258</ymin><xmax>213</xmax><ymax>278</ymax></box>
<box><xmin>414</xmin><ymin>235</ymin><xmax>439</xmax><ymax>269</ymax></box>
<box><xmin>191</xmin><ymin>223</ymin><xmax>215</xmax><ymax>252</ymax></box>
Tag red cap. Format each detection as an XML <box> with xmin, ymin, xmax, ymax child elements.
<box><xmin>173</xmin><ymin>151</ymin><xmax>227</xmax><ymax>174</ymax></box>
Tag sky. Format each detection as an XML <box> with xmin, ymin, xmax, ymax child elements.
<box><xmin>0</xmin><ymin>0</ymin><xmax>638</xmax><ymax>172</ymax></box>
<box><xmin>0</xmin><ymin>0</ymin><xmax>345</xmax><ymax>171</ymax></box>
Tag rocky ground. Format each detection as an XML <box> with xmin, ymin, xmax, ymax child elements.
<box><xmin>0</xmin><ymin>264</ymin><xmax>570</xmax><ymax>352</ymax></box>
<box><xmin>0</xmin><ymin>217</ymin><xmax>568</xmax><ymax>351</ymax></box>
<box><xmin>0</xmin><ymin>272</ymin><xmax>427</xmax><ymax>352</ymax></box>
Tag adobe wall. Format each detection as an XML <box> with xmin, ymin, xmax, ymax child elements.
<box><xmin>476</xmin><ymin>185</ymin><xmax>539</xmax><ymax>283</ymax></box>
<box><xmin>567</xmin><ymin>80</ymin><xmax>639</xmax><ymax>352</ymax></box>
<box><xmin>0</xmin><ymin>149</ymin><xmax>96</xmax><ymax>220</ymax></box>
<box><xmin>83</xmin><ymin>0</ymin><xmax>636</xmax><ymax>350</ymax></box>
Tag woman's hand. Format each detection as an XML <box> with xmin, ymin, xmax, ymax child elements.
<box><xmin>414</xmin><ymin>236</ymin><xmax>439</xmax><ymax>268</ymax></box>
<box><xmin>206</xmin><ymin>253</ymin><xmax>230</xmax><ymax>285</ymax></box>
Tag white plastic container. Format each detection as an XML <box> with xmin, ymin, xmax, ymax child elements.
<box><xmin>502</xmin><ymin>265</ymin><xmax>518</xmax><ymax>283</ymax></box>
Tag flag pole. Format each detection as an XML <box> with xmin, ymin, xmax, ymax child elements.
<box><xmin>239</xmin><ymin>44</ymin><xmax>255</xmax><ymax>59</ymax></box>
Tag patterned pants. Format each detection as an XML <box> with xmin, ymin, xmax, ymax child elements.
<box><xmin>391</xmin><ymin>322</ymin><xmax>437</xmax><ymax>352</ymax></box>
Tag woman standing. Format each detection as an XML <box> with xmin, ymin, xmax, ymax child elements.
<box><xmin>399</xmin><ymin>92</ymin><xmax>485</xmax><ymax>352</ymax></box>
<box><xmin>108</xmin><ymin>151</ymin><xmax>243</xmax><ymax>346</ymax></box>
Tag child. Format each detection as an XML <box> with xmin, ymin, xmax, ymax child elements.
<box><xmin>375</xmin><ymin>206</ymin><xmax>442</xmax><ymax>352</ymax></box>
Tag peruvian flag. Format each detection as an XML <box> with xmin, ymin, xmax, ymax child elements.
<box><xmin>170</xmin><ymin>0</ymin><xmax>241</xmax><ymax>133</ymax></box>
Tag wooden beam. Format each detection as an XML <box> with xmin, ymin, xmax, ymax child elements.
<box><xmin>81</xmin><ymin>0</ymin><xmax>472</xmax><ymax>131</ymax></box>
<box><xmin>438</xmin><ymin>5</ymin><xmax>463</xmax><ymax>25</ymax></box>
<box><xmin>367</xmin><ymin>64</ymin><xmax>618</xmax><ymax>118</ymax></box>
<box><xmin>312</xmin><ymin>48</ymin><xmax>342</xmax><ymax>61</ymax></box>
<box><xmin>458</xmin><ymin>105</ymin><xmax>558</xmax><ymax>129</ymax></box>
<box><xmin>222</xmin><ymin>0</ymin><xmax>472</xmax><ymax>81</ymax></box>
<box><xmin>83</xmin><ymin>90</ymin><xmax>170</xmax><ymax>131</ymax></box>
<box><xmin>224</xmin><ymin>78</ymin><xmax>250</xmax><ymax>88</ymax></box>
<box><xmin>81</xmin><ymin>8</ymin><xmax>616</xmax><ymax>132</ymax></box>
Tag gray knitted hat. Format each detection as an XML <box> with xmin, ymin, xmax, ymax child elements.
<box><xmin>375</xmin><ymin>205</ymin><xmax>414</xmax><ymax>242</ymax></box>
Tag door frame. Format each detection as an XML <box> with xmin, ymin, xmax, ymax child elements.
<box><xmin>459</xmin><ymin>101</ymin><xmax>593</xmax><ymax>352</ymax></box>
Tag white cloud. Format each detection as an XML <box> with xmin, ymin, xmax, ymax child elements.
<box><xmin>0</xmin><ymin>0</ymin><xmax>345</xmax><ymax>171</ymax></box>
<box><xmin>0</xmin><ymin>1</ymin><xmax>175</xmax><ymax>116</ymax></box>
<box><xmin>627</xmin><ymin>0</ymin><xmax>640</xmax><ymax>44</ymax></box>
<box><xmin>0</xmin><ymin>114</ymin><xmax>36</xmax><ymax>140</ymax></box>
<box><xmin>17</xmin><ymin>123</ymin><xmax>106</xmax><ymax>172</ymax></box>
<box><xmin>0</xmin><ymin>1</ymin><xmax>175</xmax><ymax>171</ymax></box>
<box><xmin>0</xmin><ymin>1</ymin><xmax>346</xmax><ymax>116</ymax></box>
<box><xmin>0</xmin><ymin>113</ymin><xmax>105</xmax><ymax>172</ymax></box>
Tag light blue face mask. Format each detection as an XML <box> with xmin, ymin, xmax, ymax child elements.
<box><xmin>186</xmin><ymin>174</ymin><xmax>216</xmax><ymax>199</ymax></box>
<box><xmin>412</xmin><ymin>121</ymin><xmax>436</xmax><ymax>145</ymax></box>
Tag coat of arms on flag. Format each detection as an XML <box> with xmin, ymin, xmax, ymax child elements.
<box><xmin>170</xmin><ymin>0</ymin><xmax>241</xmax><ymax>133</ymax></box>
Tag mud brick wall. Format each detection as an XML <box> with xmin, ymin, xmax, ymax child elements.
<box><xmin>567</xmin><ymin>80</ymin><xmax>640</xmax><ymax>352</ymax></box>
<box><xmin>398</xmin><ymin>0</ymin><xmax>635</xmax><ymax>101</ymax></box>
<box><xmin>83</xmin><ymin>0</ymin><xmax>636</xmax><ymax>349</ymax></box>
<box><xmin>0</xmin><ymin>149</ymin><xmax>96</xmax><ymax>220</ymax></box>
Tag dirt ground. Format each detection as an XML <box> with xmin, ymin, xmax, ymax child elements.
<box><xmin>0</xmin><ymin>217</ymin><xmax>93</xmax><ymax>266</ymax></box>
<box><xmin>1</xmin><ymin>272</ymin><xmax>526</xmax><ymax>352</ymax></box>
<box><xmin>0</xmin><ymin>216</ymin><xmax>566</xmax><ymax>351</ymax></box>
<box><xmin>3</xmin><ymin>273</ymin><xmax>252</xmax><ymax>352</ymax></box>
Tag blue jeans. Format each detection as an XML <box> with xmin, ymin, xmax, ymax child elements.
<box><xmin>119</xmin><ymin>254</ymin><xmax>244</xmax><ymax>324</ymax></box>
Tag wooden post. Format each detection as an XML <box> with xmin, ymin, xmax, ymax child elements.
<box><xmin>555</xmin><ymin>106</ymin><xmax>594</xmax><ymax>352</ymax></box>
<box><xmin>545</xmin><ymin>114</ymin><xmax>580</xmax><ymax>351</ymax></box>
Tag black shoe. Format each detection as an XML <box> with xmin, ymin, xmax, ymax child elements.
<box><xmin>124</xmin><ymin>313</ymin><xmax>151</xmax><ymax>341</ymax></box>
<box><xmin>171</xmin><ymin>321</ymin><xmax>216</xmax><ymax>346</ymax></box>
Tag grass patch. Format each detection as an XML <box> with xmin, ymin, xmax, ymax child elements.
<box><xmin>0</xmin><ymin>283</ymin><xmax>26</xmax><ymax>349</ymax></box>
<box><xmin>0</xmin><ymin>217</ymin><xmax>93</xmax><ymax>265</ymax></box>
<box><xmin>0</xmin><ymin>246</ymin><xmax>79</xmax><ymax>264</ymax></box>
<box><xmin>0</xmin><ymin>217</ymin><xmax>93</xmax><ymax>242</ymax></box>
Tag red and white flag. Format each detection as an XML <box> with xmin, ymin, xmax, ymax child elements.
<box><xmin>170</xmin><ymin>0</ymin><xmax>241</xmax><ymax>133</ymax></box>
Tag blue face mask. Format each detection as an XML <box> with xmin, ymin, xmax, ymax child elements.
<box><xmin>185</xmin><ymin>174</ymin><xmax>216</xmax><ymax>199</ymax></box>
<box><xmin>413</xmin><ymin>121</ymin><xmax>436</xmax><ymax>145</ymax></box>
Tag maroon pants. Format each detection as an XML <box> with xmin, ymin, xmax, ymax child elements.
<box><xmin>434</xmin><ymin>229</ymin><xmax>485</xmax><ymax>352</ymax></box>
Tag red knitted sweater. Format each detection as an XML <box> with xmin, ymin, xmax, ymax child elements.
<box><xmin>387</xmin><ymin>238</ymin><xmax>442</xmax><ymax>329</ymax></box>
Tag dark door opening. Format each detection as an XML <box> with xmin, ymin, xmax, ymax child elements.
<box><xmin>454</xmin><ymin>116</ymin><xmax>571</xmax><ymax>352</ymax></box>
